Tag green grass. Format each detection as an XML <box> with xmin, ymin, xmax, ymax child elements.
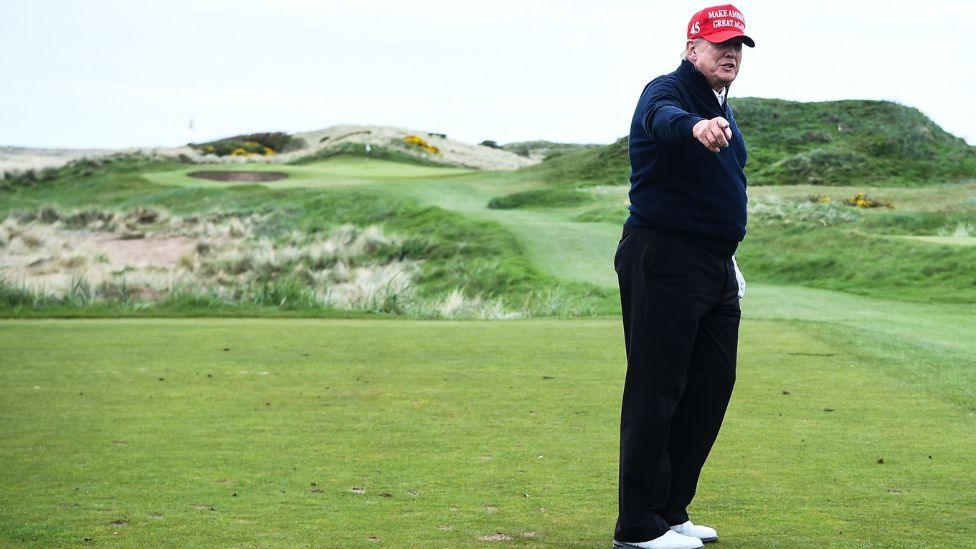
<box><xmin>3</xmin><ymin>106</ymin><xmax>976</xmax><ymax>547</ymax></box>
<box><xmin>514</xmin><ymin>99</ymin><xmax>976</xmax><ymax>189</ymax></box>
<box><xmin>4</xmin><ymin>155</ymin><xmax>975</xmax><ymax>313</ymax></box>
<box><xmin>894</xmin><ymin>235</ymin><xmax>976</xmax><ymax>246</ymax></box>
<box><xmin>145</xmin><ymin>157</ymin><xmax>473</xmax><ymax>190</ymax></box>
<box><xmin>518</xmin><ymin>137</ymin><xmax>630</xmax><ymax>187</ymax></box>
<box><xmin>735</xmin><ymin>99</ymin><xmax>976</xmax><ymax>186</ymax></box>
<box><xmin>0</xmin><ymin>157</ymin><xmax>618</xmax><ymax>317</ymax></box>
<box><xmin>487</xmin><ymin>188</ymin><xmax>594</xmax><ymax>210</ymax></box>
<box><xmin>1</xmin><ymin>317</ymin><xmax>973</xmax><ymax>547</ymax></box>
<box><xmin>499</xmin><ymin>140</ymin><xmax>600</xmax><ymax>160</ymax></box>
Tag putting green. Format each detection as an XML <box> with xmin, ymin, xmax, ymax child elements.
<box><xmin>1</xmin><ymin>318</ymin><xmax>972</xmax><ymax>546</ymax></box>
<box><xmin>143</xmin><ymin>158</ymin><xmax>473</xmax><ymax>190</ymax></box>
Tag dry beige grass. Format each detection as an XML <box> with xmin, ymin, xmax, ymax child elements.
<box><xmin>0</xmin><ymin>206</ymin><xmax>513</xmax><ymax>318</ymax></box>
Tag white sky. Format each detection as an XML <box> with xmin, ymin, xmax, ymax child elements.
<box><xmin>2</xmin><ymin>0</ymin><xmax>974</xmax><ymax>148</ymax></box>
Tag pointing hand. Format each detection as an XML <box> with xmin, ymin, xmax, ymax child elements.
<box><xmin>692</xmin><ymin>117</ymin><xmax>733</xmax><ymax>153</ymax></box>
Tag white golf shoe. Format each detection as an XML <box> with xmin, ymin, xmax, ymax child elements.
<box><xmin>612</xmin><ymin>529</ymin><xmax>704</xmax><ymax>549</ymax></box>
<box><xmin>669</xmin><ymin>520</ymin><xmax>718</xmax><ymax>543</ymax></box>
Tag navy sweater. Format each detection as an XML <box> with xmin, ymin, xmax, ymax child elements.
<box><xmin>624</xmin><ymin>59</ymin><xmax>748</xmax><ymax>243</ymax></box>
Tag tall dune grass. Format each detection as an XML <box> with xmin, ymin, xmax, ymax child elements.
<box><xmin>0</xmin><ymin>205</ymin><xmax>523</xmax><ymax>318</ymax></box>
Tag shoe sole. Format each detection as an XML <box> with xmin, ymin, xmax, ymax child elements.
<box><xmin>612</xmin><ymin>541</ymin><xmax>709</xmax><ymax>549</ymax></box>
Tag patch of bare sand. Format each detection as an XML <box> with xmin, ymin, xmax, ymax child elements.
<box><xmin>1</xmin><ymin>226</ymin><xmax>202</xmax><ymax>300</ymax></box>
<box><xmin>81</xmin><ymin>233</ymin><xmax>198</xmax><ymax>268</ymax></box>
<box><xmin>187</xmin><ymin>170</ymin><xmax>289</xmax><ymax>182</ymax></box>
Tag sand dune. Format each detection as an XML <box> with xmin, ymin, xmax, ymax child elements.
<box><xmin>1</xmin><ymin>125</ymin><xmax>537</xmax><ymax>173</ymax></box>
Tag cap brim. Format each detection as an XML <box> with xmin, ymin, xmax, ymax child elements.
<box><xmin>704</xmin><ymin>30</ymin><xmax>755</xmax><ymax>48</ymax></box>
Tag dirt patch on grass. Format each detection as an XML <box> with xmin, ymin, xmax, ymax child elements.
<box><xmin>187</xmin><ymin>170</ymin><xmax>289</xmax><ymax>182</ymax></box>
<box><xmin>2</xmin><ymin>205</ymin><xmax>516</xmax><ymax>318</ymax></box>
<box><xmin>84</xmin><ymin>233</ymin><xmax>197</xmax><ymax>268</ymax></box>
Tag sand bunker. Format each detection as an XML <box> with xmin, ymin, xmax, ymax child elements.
<box><xmin>188</xmin><ymin>170</ymin><xmax>289</xmax><ymax>182</ymax></box>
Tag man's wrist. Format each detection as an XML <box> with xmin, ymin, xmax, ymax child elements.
<box><xmin>685</xmin><ymin>116</ymin><xmax>707</xmax><ymax>141</ymax></box>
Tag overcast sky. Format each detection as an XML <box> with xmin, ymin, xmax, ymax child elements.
<box><xmin>2</xmin><ymin>0</ymin><xmax>974</xmax><ymax>149</ymax></box>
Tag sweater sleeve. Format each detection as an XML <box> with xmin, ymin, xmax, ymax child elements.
<box><xmin>639</xmin><ymin>78</ymin><xmax>705</xmax><ymax>145</ymax></box>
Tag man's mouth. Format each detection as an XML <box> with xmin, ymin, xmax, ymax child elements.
<box><xmin>720</xmin><ymin>63</ymin><xmax>736</xmax><ymax>71</ymax></box>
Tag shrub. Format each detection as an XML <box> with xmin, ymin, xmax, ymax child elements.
<box><xmin>189</xmin><ymin>132</ymin><xmax>304</xmax><ymax>157</ymax></box>
<box><xmin>403</xmin><ymin>135</ymin><xmax>440</xmax><ymax>155</ymax></box>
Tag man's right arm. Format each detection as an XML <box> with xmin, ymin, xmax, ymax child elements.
<box><xmin>639</xmin><ymin>79</ymin><xmax>703</xmax><ymax>145</ymax></box>
<box><xmin>640</xmin><ymin>79</ymin><xmax>733</xmax><ymax>152</ymax></box>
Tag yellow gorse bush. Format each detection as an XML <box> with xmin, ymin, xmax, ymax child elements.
<box><xmin>844</xmin><ymin>192</ymin><xmax>893</xmax><ymax>209</ymax></box>
<box><xmin>403</xmin><ymin>135</ymin><xmax>441</xmax><ymax>155</ymax></box>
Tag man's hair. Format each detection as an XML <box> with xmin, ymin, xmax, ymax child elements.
<box><xmin>680</xmin><ymin>38</ymin><xmax>708</xmax><ymax>61</ymax></box>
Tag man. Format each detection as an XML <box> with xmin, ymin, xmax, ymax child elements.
<box><xmin>612</xmin><ymin>5</ymin><xmax>754</xmax><ymax>549</ymax></box>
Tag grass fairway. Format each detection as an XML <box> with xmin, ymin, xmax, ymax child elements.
<box><xmin>2</xmin><ymin>142</ymin><xmax>974</xmax><ymax>548</ymax></box>
<box><xmin>145</xmin><ymin>159</ymin><xmax>624</xmax><ymax>288</ymax></box>
<box><xmin>2</xmin><ymin>318</ymin><xmax>973</xmax><ymax>547</ymax></box>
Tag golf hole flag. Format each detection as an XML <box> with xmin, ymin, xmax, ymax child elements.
<box><xmin>687</xmin><ymin>4</ymin><xmax>756</xmax><ymax>47</ymax></box>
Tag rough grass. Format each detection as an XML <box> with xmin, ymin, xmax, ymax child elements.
<box><xmin>517</xmin><ymin>99</ymin><xmax>976</xmax><ymax>188</ymax></box>
<box><xmin>518</xmin><ymin>137</ymin><xmax>630</xmax><ymax>187</ymax></box>
<box><xmin>3</xmin><ymin>154</ymin><xmax>974</xmax><ymax>316</ymax></box>
<box><xmin>737</xmin><ymin>224</ymin><xmax>976</xmax><ymax>303</ymax></box>
<box><xmin>0</xmin><ymin>159</ymin><xmax>616</xmax><ymax>318</ymax></box>
<box><xmin>0</xmin><ymin>206</ymin><xmax>436</xmax><ymax>314</ymax></box>
<box><xmin>0</xmin><ymin>317</ymin><xmax>972</xmax><ymax>547</ymax></box>
<box><xmin>736</xmin><ymin>98</ymin><xmax>976</xmax><ymax>186</ymax></box>
<box><xmin>487</xmin><ymin>188</ymin><xmax>593</xmax><ymax>210</ymax></box>
<box><xmin>735</xmin><ymin>188</ymin><xmax>976</xmax><ymax>303</ymax></box>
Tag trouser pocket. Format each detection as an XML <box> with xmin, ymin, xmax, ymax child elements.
<box><xmin>641</xmin><ymin>230</ymin><xmax>671</xmax><ymax>278</ymax></box>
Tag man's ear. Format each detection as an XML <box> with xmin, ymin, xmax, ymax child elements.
<box><xmin>685</xmin><ymin>40</ymin><xmax>697</xmax><ymax>61</ymax></box>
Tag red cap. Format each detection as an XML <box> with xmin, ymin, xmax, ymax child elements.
<box><xmin>687</xmin><ymin>4</ymin><xmax>755</xmax><ymax>47</ymax></box>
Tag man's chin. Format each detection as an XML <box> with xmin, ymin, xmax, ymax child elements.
<box><xmin>717</xmin><ymin>74</ymin><xmax>736</xmax><ymax>87</ymax></box>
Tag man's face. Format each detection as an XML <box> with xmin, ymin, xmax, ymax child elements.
<box><xmin>689</xmin><ymin>37</ymin><xmax>744</xmax><ymax>90</ymax></box>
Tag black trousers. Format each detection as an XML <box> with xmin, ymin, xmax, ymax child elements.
<box><xmin>612</xmin><ymin>226</ymin><xmax>741</xmax><ymax>543</ymax></box>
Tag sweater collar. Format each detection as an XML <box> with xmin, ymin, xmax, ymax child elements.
<box><xmin>677</xmin><ymin>59</ymin><xmax>732</xmax><ymax>103</ymax></box>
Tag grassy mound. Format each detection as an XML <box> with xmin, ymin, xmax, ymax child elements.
<box><xmin>289</xmin><ymin>142</ymin><xmax>452</xmax><ymax>168</ymax></box>
<box><xmin>737</xmin><ymin>99</ymin><xmax>976</xmax><ymax>186</ymax></box>
<box><xmin>518</xmin><ymin>137</ymin><xmax>629</xmax><ymax>186</ymax></box>
<box><xmin>522</xmin><ymin>99</ymin><xmax>976</xmax><ymax>188</ymax></box>
<box><xmin>1</xmin><ymin>152</ymin><xmax>188</xmax><ymax>190</ymax></box>
<box><xmin>189</xmin><ymin>132</ymin><xmax>305</xmax><ymax>157</ymax></box>
<box><xmin>500</xmin><ymin>140</ymin><xmax>600</xmax><ymax>159</ymax></box>
<box><xmin>487</xmin><ymin>188</ymin><xmax>593</xmax><ymax>209</ymax></box>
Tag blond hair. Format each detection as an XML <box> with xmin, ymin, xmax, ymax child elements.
<box><xmin>680</xmin><ymin>38</ymin><xmax>708</xmax><ymax>61</ymax></box>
